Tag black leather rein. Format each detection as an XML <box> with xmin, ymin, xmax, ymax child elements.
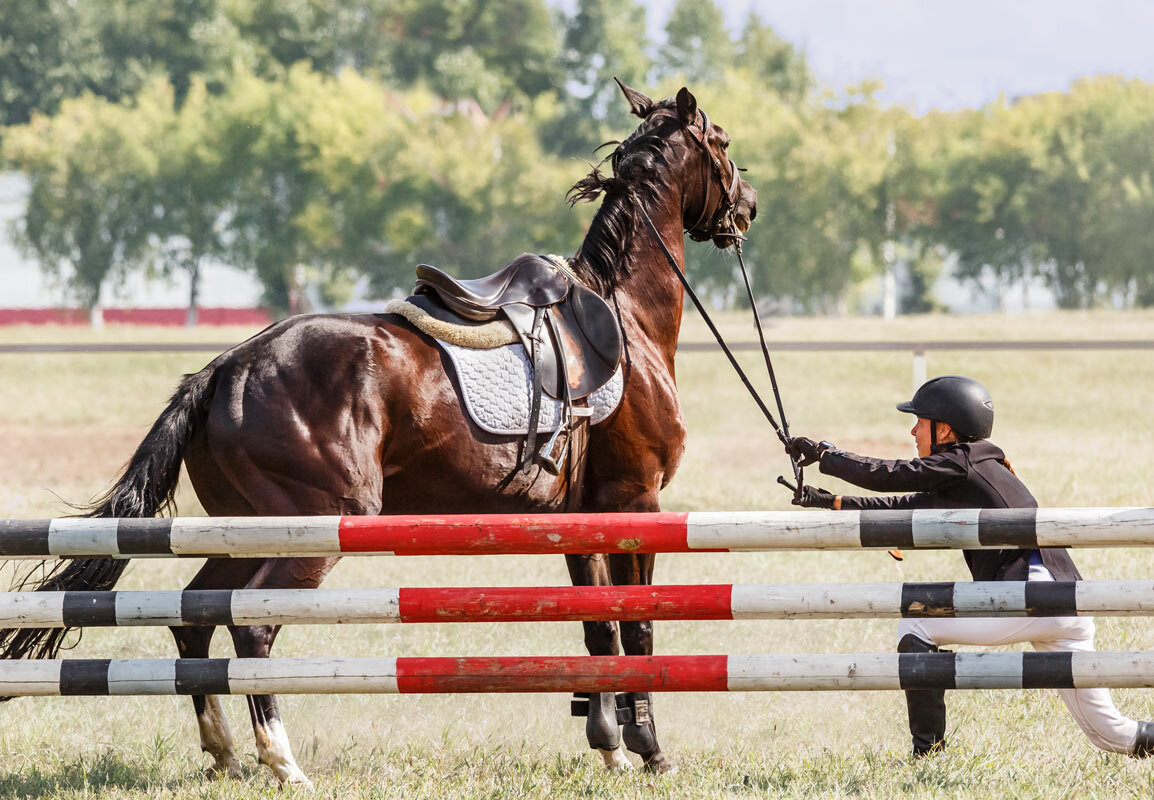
<box><xmin>637</xmin><ymin>111</ymin><xmax>805</xmax><ymax>498</ymax></box>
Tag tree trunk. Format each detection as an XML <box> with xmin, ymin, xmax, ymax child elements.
<box><xmin>186</xmin><ymin>257</ymin><xmax>201</xmax><ymax>327</ymax></box>
<box><xmin>89</xmin><ymin>302</ymin><xmax>104</xmax><ymax>328</ymax></box>
<box><xmin>882</xmin><ymin>264</ymin><xmax>897</xmax><ymax>320</ymax></box>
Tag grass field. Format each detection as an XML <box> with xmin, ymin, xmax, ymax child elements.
<box><xmin>1</xmin><ymin>310</ymin><xmax>1154</xmax><ymax>798</ymax></box>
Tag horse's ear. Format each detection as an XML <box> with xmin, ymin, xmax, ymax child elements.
<box><xmin>615</xmin><ymin>77</ymin><xmax>654</xmax><ymax>118</ymax></box>
<box><xmin>676</xmin><ymin>87</ymin><xmax>698</xmax><ymax>126</ymax></box>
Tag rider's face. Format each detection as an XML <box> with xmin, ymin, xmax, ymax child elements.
<box><xmin>912</xmin><ymin>417</ymin><xmax>931</xmax><ymax>457</ymax></box>
<box><xmin>911</xmin><ymin>417</ymin><xmax>955</xmax><ymax>458</ymax></box>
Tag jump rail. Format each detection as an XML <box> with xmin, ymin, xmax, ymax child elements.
<box><xmin>6</xmin><ymin>580</ymin><xmax>1154</xmax><ymax>627</ymax></box>
<box><xmin>2</xmin><ymin>652</ymin><xmax>1154</xmax><ymax>696</ymax></box>
<box><xmin>3</xmin><ymin>508</ymin><xmax>1154</xmax><ymax>558</ymax></box>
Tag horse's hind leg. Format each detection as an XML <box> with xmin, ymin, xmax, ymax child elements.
<box><xmin>609</xmin><ymin>552</ymin><xmax>671</xmax><ymax>773</ymax></box>
<box><xmin>169</xmin><ymin>557</ymin><xmax>265</xmax><ymax>779</ymax></box>
<box><xmin>228</xmin><ymin>556</ymin><xmax>340</xmax><ymax>787</ymax></box>
<box><xmin>565</xmin><ymin>554</ymin><xmax>631</xmax><ymax>770</ymax></box>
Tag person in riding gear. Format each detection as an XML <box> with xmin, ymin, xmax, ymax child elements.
<box><xmin>785</xmin><ymin>375</ymin><xmax>1154</xmax><ymax>758</ymax></box>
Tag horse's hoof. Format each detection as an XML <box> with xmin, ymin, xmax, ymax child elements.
<box><xmin>597</xmin><ymin>747</ymin><xmax>633</xmax><ymax>771</ymax></box>
<box><xmin>642</xmin><ymin>752</ymin><xmax>675</xmax><ymax>775</ymax></box>
<box><xmin>274</xmin><ymin>769</ymin><xmax>314</xmax><ymax>791</ymax></box>
<box><xmin>203</xmin><ymin>759</ymin><xmax>244</xmax><ymax>780</ymax></box>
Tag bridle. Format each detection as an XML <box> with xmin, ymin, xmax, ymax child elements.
<box><xmin>682</xmin><ymin>111</ymin><xmax>743</xmax><ymax>242</ymax></box>
<box><xmin>633</xmin><ymin>107</ymin><xmax>806</xmax><ymax>499</ymax></box>
<box><xmin>646</xmin><ymin>109</ymin><xmax>742</xmax><ymax>242</ymax></box>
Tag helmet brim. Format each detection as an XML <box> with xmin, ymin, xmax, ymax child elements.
<box><xmin>896</xmin><ymin>401</ymin><xmax>919</xmax><ymax>415</ymax></box>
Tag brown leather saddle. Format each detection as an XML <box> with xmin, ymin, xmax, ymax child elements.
<box><xmin>411</xmin><ymin>253</ymin><xmax>623</xmax><ymax>472</ymax></box>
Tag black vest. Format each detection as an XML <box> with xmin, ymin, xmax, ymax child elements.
<box><xmin>821</xmin><ymin>440</ymin><xmax>1081</xmax><ymax>582</ymax></box>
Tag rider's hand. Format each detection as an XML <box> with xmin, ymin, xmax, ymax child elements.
<box><xmin>791</xmin><ymin>485</ymin><xmax>837</xmax><ymax>509</ymax></box>
<box><xmin>785</xmin><ymin>436</ymin><xmax>835</xmax><ymax>467</ymax></box>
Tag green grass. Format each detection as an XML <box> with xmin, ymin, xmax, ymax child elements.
<box><xmin>1</xmin><ymin>311</ymin><xmax>1153</xmax><ymax>797</ymax></box>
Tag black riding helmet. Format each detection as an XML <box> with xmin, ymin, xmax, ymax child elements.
<box><xmin>897</xmin><ymin>375</ymin><xmax>994</xmax><ymax>441</ymax></box>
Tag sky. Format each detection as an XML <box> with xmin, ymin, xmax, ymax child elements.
<box><xmin>635</xmin><ymin>0</ymin><xmax>1154</xmax><ymax>112</ymax></box>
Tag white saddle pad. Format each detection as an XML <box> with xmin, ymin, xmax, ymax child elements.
<box><xmin>439</xmin><ymin>341</ymin><xmax>624</xmax><ymax>435</ymax></box>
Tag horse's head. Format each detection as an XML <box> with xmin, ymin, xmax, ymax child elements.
<box><xmin>614</xmin><ymin>80</ymin><xmax>758</xmax><ymax>250</ymax></box>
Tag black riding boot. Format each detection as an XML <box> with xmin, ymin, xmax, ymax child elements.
<box><xmin>1132</xmin><ymin>721</ymin><xmax>1154</xmax><ymax>757</ymax></box>
<box><xmin>898</xmin><ymin>633</ymin><xmax>947</xmax><ymax>757</ymax></box>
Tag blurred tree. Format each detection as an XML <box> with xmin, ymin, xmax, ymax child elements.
<box><xmin>379</xmin><ymin>0</ymin><xmax>563</xmax><ymax>110</ymax></box>
<box><xmin>188</xmin><ymin>67</ymin><xmax>587</xmax><ymax>309</ymax></box>
<box><xmin>1087</xmin><ymin>83</ymin><xmax>1154</xmax><ymax>306</ymax></box>
<box><xmin>694</xmin><ymin>72</ymin><xmax>876</xmax><ymax>311</ymax></box>
<box><xmin>296</xmin><ymin>81</ymin><xmax>588</xmax><ymax>294</ymax></box>
<box><xmin>550</xmin><ymin>0</ymin><xmax>651</xmax><ymax>155</ymax></box>
<box><xmin>0</xmin><ymin>0</ymin><xmax>101</xmax><ymax>127</ymax></box>
<box><xmin>150</xmin><ymin>79</ymin><xmax>234</xmax><ymax>324</ymax></box>
<box><xmin>207</xmin><ymin>66</ymin><xmax>320</xmax><ymax>313</ymax></box>
<box><xmin>927</xmin><ymin>78</ymin><xmax>1154</xmax><ymax>309</ymax></box>
<box><xmin>1024</xmin><ymin>78</ymin><xmax>1154</xmax><ymax>308</ymax></box>
<box><xmin>918</xmin><ymin>103</ymin><xmax>1044</xmax><ymax>308</ymax></box>
<box><xmin>735</xmin><ymin>13</ymin><xmax>812</xmax><ymax>101</ymax></box>
<box><xmin>2</xmin><ymin>90</ymin><xmax>164</xmax><ymax>323</ymax></box>
<box><xmin>92</xmin><ymin>0</ymin><xmax>244</xmax><ymax>103</ymax></box>
<box><xmin>656</xmin><ymin>0</ymin><xmax>733</xmax><ymax>84</ymax></box>
<box><xmin>0</xmin><ymin>0</ymin><xmax>249</xmax><ymax>125</ymax></box>
<box><xmin>220</xmin><ymin>0</ymin><xmax>391</xmax><ymax>77</ymax></box>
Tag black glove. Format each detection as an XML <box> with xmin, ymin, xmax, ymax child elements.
<box><xmin>792</xmin><ymin>485</ymin><xmax>836</xmax><ymax>508</ymax></box>
<box><xmin>785</xmin><ymin>436</ymin><xmax>835</xmax><ymax>467</ymax></box>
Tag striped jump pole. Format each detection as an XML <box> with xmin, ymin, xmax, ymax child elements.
<box><xmin>3</xmin><ymin>507</ymin><xmax>1154</xmax><ymax>558</ymax></box>
<box><xmin>6</xmin><ymin>580</ymin><xmax>1154</xmax><ymax>627</ymax></box>
<box><xmin>3</xmin><ymin>652</ymin><xmax>1154</xmax><ymax>696</ymax></box>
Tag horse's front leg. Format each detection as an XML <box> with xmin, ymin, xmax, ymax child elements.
<box><xmin>608</xmin><ymin>550</ymin><xmax>671</xmax><ymax>773</ymax></box>
<box><xmin>565</xmin><ymin>553</ymin><xmax>631</xmax><ymax>770</ymax></box>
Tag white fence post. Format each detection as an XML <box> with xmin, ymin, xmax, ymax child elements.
<box><xmin>912</xmin><ymin>349</ymin><xmax>927</xmax><ymax>393</ymax></box>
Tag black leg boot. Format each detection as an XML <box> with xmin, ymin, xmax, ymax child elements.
<box><xmin>1132</xmin><ymin>721</ymin><xmax>1154</xmax><ymax>757</ymax></box>
<box><xmin>897</xmin><ymin>633</ymin><xmax>948</xmax><ymax>758</ymax></box>
<box><xmin>621</xmin><ymin>693</ymin><xmax>671</xmax><ymax>772</ymax></box>
<box><xmin>572</xmin><ymin>692</ymin><xmax>629</xmax><ymax>767</ymax></box>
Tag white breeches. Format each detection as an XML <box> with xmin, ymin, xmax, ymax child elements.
<box><xmin>897</xmin><ymin>562</ymin><xmax>1138</xmax><ymax>754</ymax></box>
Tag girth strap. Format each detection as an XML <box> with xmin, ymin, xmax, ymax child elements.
<box><xmin>523</xmin><ymin>307</ymin><xmax>547</xmax><ymax>472</ymax></box>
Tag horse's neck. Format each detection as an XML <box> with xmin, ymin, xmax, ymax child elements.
<box><xmin>613</xmin><ymin>198</ymin><xmax>686</xmax><ymax>367</ymax></box>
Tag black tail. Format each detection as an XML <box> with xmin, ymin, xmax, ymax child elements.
<box><xmin>0</xmin><ymin>365</ymin><xmax>218</xmax><ymax>683</ymax></box>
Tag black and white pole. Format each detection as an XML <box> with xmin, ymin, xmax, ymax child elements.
<box><xmin>2</xmin><ymin>508</ymin><xmax>1154</xmax><ymax>558</ymax></box>
<box><xmin>4</xmin><ymin>581</ymin><xmax>1154</xmax><ymax>628</ymax></box>
<box><xmin>3</xmin><ymin>653</ymin><xmax>1154</xmax><ymax>696</ymax></box>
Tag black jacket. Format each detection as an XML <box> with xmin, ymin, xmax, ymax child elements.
<box><xmin>819</xmin><ymin>440</ymin><xmax>1081</xmax><ymax>582</ymax></box>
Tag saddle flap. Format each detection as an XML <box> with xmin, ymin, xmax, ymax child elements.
<box><xmin>549</xmin><ymin>286</ymin><xmax>623</xmax><ymax>399</ymax></box>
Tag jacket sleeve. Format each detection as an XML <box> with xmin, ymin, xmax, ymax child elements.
<box><xmin>838</xmin><ymin>492</ymin><xmax>930</xmax><ymax>511</ymax></box>
<box><xmin>819</xmin><ymin>449</ymin><xmax>967</xmax><ymax>493</ymax></box>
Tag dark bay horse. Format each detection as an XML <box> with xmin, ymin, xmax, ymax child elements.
<box><xmin>2</xmin><ymin>82</ymin><xmax>756</xmax><ymax>784</ymax></box>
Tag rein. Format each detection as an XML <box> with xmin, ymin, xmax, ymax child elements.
<box><xmin>635</xmin><ymin>110</ymin><xmax>804</xmax><ymax>498</ymax></box>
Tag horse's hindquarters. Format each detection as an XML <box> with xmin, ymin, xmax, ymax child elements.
<box><xmin>187</xmin><ymin>313</ymin><xmax>580</xmax><ymax>518</ymax></box>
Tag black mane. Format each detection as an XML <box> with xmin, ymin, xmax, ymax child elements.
<box><xmin>566</xmin><ymin>99</ymin><xmax>684</xmax><ymax>294</ymax></box>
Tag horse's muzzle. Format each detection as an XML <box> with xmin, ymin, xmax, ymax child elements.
<box><xmin>734</xmin><ymin>179</ymin><xmax>757</xmax><ymax>233</ymax></box>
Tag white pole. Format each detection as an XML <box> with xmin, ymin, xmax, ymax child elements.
<box><xmin>912</xmin><ymin>349</ymin><xmax>927</xmax><ymax>392</ymax></box>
